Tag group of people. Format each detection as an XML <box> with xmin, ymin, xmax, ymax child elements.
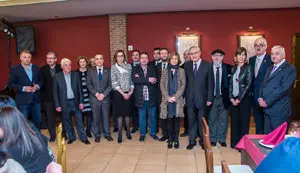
<box><xmin>5</xmin><ymin>37</ymin><xmax>297</xmax><ymax>152</ymax></box>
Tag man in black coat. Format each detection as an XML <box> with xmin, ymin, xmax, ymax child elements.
<box><xmin>184</xmin><ymin>46</ymin><xmax>214</xmax><ymax>150</ymax></box>
<box><xmin>41</xmin><ymin>51</ymin><xmax>62</xmax><ymax>142</ymax></box>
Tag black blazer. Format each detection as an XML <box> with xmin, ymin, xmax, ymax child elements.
<box><xmin>229</xmin><ymin>64</ymin><xmax>252</xmax><ymax>101</ymax></box>
<box><xmin>212</xmin><ymin>63</ymin><xmax>232</xmax><ymax>109</ymax></box>
<box><xmin>40</xmin><ymin>64</ymin><xmax>62</xmax><ymax>102</ymax></box>
<box><xmin>249</xmin><ymin>54</ymin><xmax>273</xmax><ymax>104</ymax></box>
<box><xmin>259</xmin><ymin>61</ymin><xmax>296</xmax><ymax>118</ymax></box>
<box><xmin>132</xmin><ymin>64</ymin><xmax>157</xmax><ymax>108</ymax></box>
<box><xmin>7</xmin><ymin>64</ymin><xmax>44</xmax><ymax>105</ymax></box>
<box><xmin>184</xmin><ymin>60</ymin><xmax>214</xmax><ymax>109</ymax></box>
<box><xmin>53</xmin><ymin>71</ymin><xmax>83</xmax><ymax>109</ymax></box>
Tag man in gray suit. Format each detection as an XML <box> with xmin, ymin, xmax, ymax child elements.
<box><xmin>53</xmin><ymin>58</ymin><xmax>90</xmax><ymax>145</ymax></box>
<box><xmin>86</xmin><ymin>54</ymin><xmax>113</xmax><ymax>143</ymax></box>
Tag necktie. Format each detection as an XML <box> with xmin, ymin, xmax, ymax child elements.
<box><xmin>215</xmin><ymin>66</ymin><xmax>220</xmax><ymax>98</ymax></box>
<box><xmin>255</xmin><ymin>57</ymin><xmax>261</xmax><ymax>77</ymax></box>
<box><xmin>193</xmin><ymin>63</ymin><xmax>197</xmax><ymax>77</ymax></box>
<box><xmin>163</xmin><ymin>63</ymin><xmax>166</xmax><ymax>70</ymax></box>
<box><xmin>270</xmin><ymin>65</ymin><xmax>277</xmax><ymax>76</ymax></box>
<box><xmin>98</xmin><ymin>68</ymin><xmax>102</xmax><ymax>80</ymax></box>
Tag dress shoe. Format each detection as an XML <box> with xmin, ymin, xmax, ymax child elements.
<box><xmin>130</xmin><ymin>128</ymin><xmax>138</xmax><ymax>134</ymax></box>
<box><xmin>67</xmin><ymin>139</ymin><xmax>75</xmax><ymax>144</ymax></box>
<box><xmin>112</xmin><ymin>127</ymin><xmax>118</xmax><ymax>132</ymax></box>
<box><xmin>95</xmin><ymin>137</ymin><xmax>100</xmax><ymax>143</ymax></box>
<box><xmin>126</xmin><ymin>132</ymin><xmax>132</xmax><ymax>140</ymax></box>
<box><xmin>151</xmin><ymin>134</ymin><xmax>159</xmax><ymax>141</ymax></box>
<box><xmin>219</xmin><ymin>142</ymin><xmax>227</xmax><ymax>147</ymax></box>
<box><xmin>49</xmin><ymin>137</ymin><xmax>56</xmax><ymax>143</ymax></box>
<box><xmin>118</xmin><ymin>135</ymin><xmax>122</xmax><ymax>143</ymax></box>
<box><xmin>82</xmin><ymin>140</ymin><xmax>90</xmax><ymax>145</ymax></box>
<box><xmin>174</xmin><ymin>141</ymin><xmax>180</xmax><ymax>149</ymax></box>
<box><xmin>86</xmin><ymin>131</ymin><xmax>92</xmax><ymax>138</ymax></box>
<box><xmin>159</xmin><ymin>136</ymin><xmax>168</xmax><ymax>142</ymax></box>
<box><xmin>211</xmin><ymin>142</ymin><xmax>216</xmax><ymax>147</ymax></box>
<box><xmin>180</xmin><ymin>132</ymin><xmax>188</xmax><ymax>137</ymax></box>
<box><xmin>105</xmin><ymin>136</ymin><xmax>113</xmax><ymax>141</ymax></box>
<box><xmin>139</xmin><ymin>135</ymin><xmax>145</xmax><ymax>142</ymax></box>
<box><xmin>186</xmin><ymin>143</ymin><xmax>196</xmax><ymax>150</ymax></box>
<box><xmin>168</xmin><ymin>141</ymin><xmax>173</xmax><ymax>149</ymax></box>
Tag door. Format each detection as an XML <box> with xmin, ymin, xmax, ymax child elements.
<box><xmin>292</xmin><ymin>34</ymin><xmax>300</xmax><ymax>120</ymax></box>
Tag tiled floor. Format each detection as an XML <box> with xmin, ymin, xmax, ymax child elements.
<box><xmin>45</xmin><ymin>126</ymin><xmax>256</xmax><ymax>173</ymax></box>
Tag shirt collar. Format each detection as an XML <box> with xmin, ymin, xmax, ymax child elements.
<box><xmin>213</xmin><ymin>63</ymin><xmax>222</xmax><ymax>68</ymax></box>
<box><xmin>274</xmin><ymin>59</ymin><xmax>286</xmax><ymax>68</ymax></box>
<box><xmin>257</xmin><ymin>52</ymin><xmax>266</xmax><ymax>60</ymax></box>
<box><xmin>22</xmin><ymin>63</ymin><xmax>32</xmax><ymax>70</ymax></box>
<box><xmin>193</xmin><ymin>58</ymin><xmax>202</xmax><ymax>66</ymax></box>
<box><xmin>96</xmin><ymin>66</ymin><xmax>103</xmax><ymax>71</ymax></box>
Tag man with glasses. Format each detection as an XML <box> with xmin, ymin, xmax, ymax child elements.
<box><xmin>249</xmin><ymin>37</ymin><xmax>272</xmax><ymax>134</ymax></box>
<box><xmin>184</xmin><ymin>46</ymin><xmax>213</xmax><ymax>150</ymax></box>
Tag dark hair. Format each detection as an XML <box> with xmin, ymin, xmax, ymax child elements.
<box><xmin>160</xmin><ymin>48</ymin><xmax>169</xmax><ymax>53</ymax></box>
<box><xmin>153</xmin><ymin>48</ymin><xmax>160</xmax><ymax>52</ymax></box>
<box><xmin>113</xmin><ymin>50</ymin><xmax>126</xmax><ymax>64</ymax></box>
<box><xmin>168</xmin><ymin>52</ymin><xmax>181</xmax><ymax>65</ymax></box>
<box><xmin>132</xmin><ymin>50</ymin><xmax>140</xmax><ymax>55</ymax></box>
<box><xmin>19</xmin><ymin>50</ymin><xmax>32</xmax><ymax>57</ymax></box>
<box><xmin>140</xmin><ymin>52</ymin><xmax>149</xmax><ymax>57</ymax></box>
<box><xmin>77</xmin><ymin>56</ymin><xmax>88</xmax><ymax>66</ymax></box>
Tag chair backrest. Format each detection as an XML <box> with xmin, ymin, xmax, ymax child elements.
<box><xmin>202</xmin><ymin>117</ymin><xmax>213</xmax><ymax>173</ymax></box>
<box><xmin>57</xmin><ymin>123</ymin><xmax>66</xmax><ymax>173</ymax></box>
<box><xmin>221</xmin><ymin>160</ymin><xmax>231</xmax><ymax>173</ymax></box>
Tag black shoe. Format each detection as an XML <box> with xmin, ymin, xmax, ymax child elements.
<box><xmin>186</xmin><ymin>143</ymin><xmax>196</xmax><ymax>150</ymax></box>
<box><xmin>95</xmin><ymin>137</ymin><xmax>100</xmax><ymax>143</ymax></box>
<box><xmin>105</xmin><ymin>136</ymin><xmax>113</xmax><ymax>141</ymax></box>
<box><xmin>118</xmin><ymin>135</ymin><xmax>122</xmax><ymax>143</ymax></box>
<box><xmin>113</xmin><ymin>128</ymin><xmax>118</xmax><ymax>132</ymax></box>
<box><xmin>49</xmin><ymin>137</ymin><xmax>56</xmax><ymax>143</ymax></box>
<box><xmin>86</xmin><ymin>131</ymin><xmax>92</xmax><ymax>138</ymax></box>
<box><xmin>67</xmin><ymin>139</ymin><xmax>75</xmax><ymax>144</ymax></box>
<box><xmin>131</xmin><ymin>128</ymin><xmax>138</xmax><ymax>134</ymax></box>
<box><xmin>126</xmin><ymin>132</ymin><xmax>132</xmax><ymax>140</ymax></box>
<box><xmin>139</xmin><ymin>135</ymin><xmax>145</xmax><ymax>142</ymax></box>
<box><xmin>174</xmin><ymin>141</ymin><xmax>179</xmax><ymax>149</ymax></box>
<box><xmin>211</xmin><ymin>142</ymin><xmax>216</xmax><ymax>147</ymax></box>
<box><xmin>151</xmin><ymin>134</ymin><xmax>159</xmax><ymax>141</ymax></box>
<box><xmin>159</xmin><ymin>136</ymin><xmax>168</xmax><ymax>142</ymax></box>
<box><xmin>82</xmin><ymin>140</ymin><xmax>90</xmax><ymax>145</ymax></box>
<box><xmin>168</xmin><ymin>142</ymin><xmax>173</xmax><ymax>149</ymax></box>
<box><xmin>219</xmin><ymin>142</ymin><xmax>227</xmax><ymax>147</ymax></box>
<box><xmin>201</xmin><ymin>145</ymin><xmax>205</xmax><ymax>150</ymax></box>
<box><xmin>180</xmin><ymin>132</ymin><xmax>188</xmax><ymax>137</ymax></box>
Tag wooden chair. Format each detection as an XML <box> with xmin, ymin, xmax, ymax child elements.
<box><xmin>57</xmin><ymin>123</ymin><xmax>66</xmax><ymax>173</ymax></box>
<box><xmin>221</xmin><ymin>160</ymin><xmax>231</xmax><ymax>173</ymax></box>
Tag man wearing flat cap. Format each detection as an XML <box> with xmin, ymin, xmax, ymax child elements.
<box><xmin>208</xmin><ymin>49</ymin><xmax>232</xmax><ymax>147</ymax></box>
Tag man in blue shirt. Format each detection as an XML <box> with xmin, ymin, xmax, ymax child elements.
<box><xmin>8</xmin><ymin>50</ymin><xmax>44</xmax><ymax>130</ymax></box>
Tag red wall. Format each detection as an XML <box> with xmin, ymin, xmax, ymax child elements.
<box><xmin>0</xmin><ymin>16</ymin><xmax>110</xmax><ymax>88</ymax></box>
<box><xmin>127</xmin><ymin>9</ymin><xmax>300</xmax><ymax>64</ymax></box>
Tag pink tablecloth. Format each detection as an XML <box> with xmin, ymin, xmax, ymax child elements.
<box><xmin>235</xmin><ymin>134</ymin><xmax>266</xmax><ymax>166</ymax></box>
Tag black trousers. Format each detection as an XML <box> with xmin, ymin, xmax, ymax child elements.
<box><xmin>44</xmin><ymin>102</ymin><xmax>57</xmax><ymax>139</ymax></box>
<box><xmin>167</xmin><ymin>117</ymin><xmax>180</xmax><ymax>142</ymax></box>
<box><xmin>160</xmin><ymin>117</ymin><xmax>169</xmax><ymax>138</ymax></box>
<box><xmin>82</xmin><ymin>111</ymin><xmax>92</xmax><ymax>134</ymax></box>
<box><xmin>183</xmin><ymin>105</ymin><xmax>188</xmax><ymax>133</ymax></box>
<box><xmin>230</xmin><ymin>97</ymin><xmax>251</xmax><ymax>148</ymax></box>
<box><xmin>252</xmin><ymin>104</ymin><xmax>265</xmax><ymax>134</ymax></box>
<box><xmin>131</xmin><ymin>102</ymin><xmax>139</xmax><ymax>130</ymax></box>
<box><xmin>188</xmin><ymin>103</ymin><xmax>206</xmax><ymax>145</ymax></box>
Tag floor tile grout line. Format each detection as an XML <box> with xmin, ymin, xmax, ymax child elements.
<box><xmin>71</xmin><ymin>144</ymin><xmax>97</xmax><ymax>173</ymax></box>
<box><xmin>193</xmin><ymin>148</ymin><xmax>199</xmax><ymax>173</ymax></box>
<box><xmin>131</xmin><ymin>139</ymin><xmax>145</xmax><ymax>173</ymax></box>
<box><xmin>101</xmin><ymin>143</ymin><xmax>121</xmax><ymax>173</ymax></box>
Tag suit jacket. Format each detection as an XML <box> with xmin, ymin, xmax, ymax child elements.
<box><xmin>7</xmin><ymin>64</ymin><xmax>44</xmax><ymax>105</ymax></box>
<box><xmin>131</xmin><ymin>64</ymin><xmax>157</xmax><ymax>108</ymax></box>
<box><xmin>40</xmin><ymin>64</ymin><xmax>62</xmax><ymax>102</ymax></box>
<box><xmin>53</xmin><ymin>71</ymin><xmax>83</xmax><ymax>109</ymax></box>
<box><xmin>259</xmin><ymin>61</ymin><xmax>296</xmax><ymax>118</ymax></box>
<box><xmin>229</xmin><ymin>64</ymin><xmax>252</xmax><ymax>101</ymax></box>
<box><xmin>212</xmin><ymin>63</ymin><xmax>232</xmax><ymax>109</ymax></box>
<box><xmin>249</xmin><ymin>54</ymin><xmax>273</xmax><ymax>104</ymax></box>
<box><xmin>184</xmin><ymin>60</ymin><xmax>214</xmax><ymax>109</ymax></box>
<box><xmin>86</xmin><ymin>67</ymin><xmax>112</xmax><ymax>104</ymax></box>
<box><xmin>160</xmin><ymin>68</ymin><xmax>186</xmax><ymax>119</ymax></box>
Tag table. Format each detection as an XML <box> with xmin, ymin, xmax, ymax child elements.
<box><xmin>235</xmin><ymin>135</ymin><xmax>273</xmax><ymax>171</ymax></box>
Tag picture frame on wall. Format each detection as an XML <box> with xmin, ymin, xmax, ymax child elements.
<box><xmin>176</xmin><ymin>34</ymin><xmax>200</xmax><ymax>64</ymax></box>
<box><xmin>238</xmin><ymin>34</ymin><xmax>264</xmax><ymax>58</ymax></box>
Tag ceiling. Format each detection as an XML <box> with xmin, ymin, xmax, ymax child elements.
<box><xmin>1</xmin><ymin>0</ymin><xmax>300</xmax><ymax>22</ymax></box>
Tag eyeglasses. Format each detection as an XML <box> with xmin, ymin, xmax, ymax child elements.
<box><xmin>117</xmin><ymin>55</ymin><xmax>124</xmax><ymax>58</ymax></box>
<box><xmin>254</xmin><ymin>44</ymin><xmax>265</xmax><ymax>48</ymax></box>
<box><xmin>189</xmin><ymin>51</ymin><xmax>199</xmax><ymax>56</ymax></box>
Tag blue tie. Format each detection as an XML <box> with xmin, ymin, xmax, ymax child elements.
<box><xmin>193</xmin><ymin>63</ymin><xmax>197</xmax><ymax>77</ymax></box>
<box><xmin>98</xmin><ymin>68</ymin><xmax>102</xmax><ymax>81</ymax></box>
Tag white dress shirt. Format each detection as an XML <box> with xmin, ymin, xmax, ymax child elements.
<box><xmin>255</xmin><ymin>52</ymin><xmax>266</xmax><ymax>78</ymax></box>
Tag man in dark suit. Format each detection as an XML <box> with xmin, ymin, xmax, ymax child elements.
<box><xmin>184</xmin><ymin>46</ymin><xmax>214</xmax><ymax>150</ymax></box>
<box><xmin>8</xmin><ymin>50</ymin><xmax>44</xmax><ymax>130</ymax></box>
<box><xmin>41</xmin><ymin>51</ymin><xmax>62</xmax><ymax>142</ymax></box>
<box><xmin>208</xmin><ymin>49</ymin><xmax>231</xmax><ymax>147</ymax></box>
<box><xmin>132</xmin><ymin>52</ymin><xmax>159</xmax><ymax>142</ymax></box>
<box><xmin>249</xmin><ymin>37</ymin><xmax>273</xmax><ymax>134</ymax></box>
<box><xmin>149</xmin><ymin>48</ymin><xmax>161</xmax><ymax>67</ymax></box>
<box><xmin>53</xmin><ymin>58</ymin><xmax>90</xmax><ymax>145</ymax></box>
<box><xmin>258</xmin><ymin>45</ymin><xmax>296</xmax><ymax>134</ymax></box>
<box><xmin>130</xmin><ymin>50</ymin><xmax>140</xmax><ymax>134</ymax></box>
<box><xmin>86</xmin><ymin>54</ymin><xmax>113</xmax><ymax>143</ymax></box>
<box><xmin>180</xmin><ymin>49</ymin><xmax>191</xmax><ymax>137</ymax></box>
<box><xmin>156</xmin><ymin>48</ymin><xmax>170</xmax><ymax>142</ymax></box>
